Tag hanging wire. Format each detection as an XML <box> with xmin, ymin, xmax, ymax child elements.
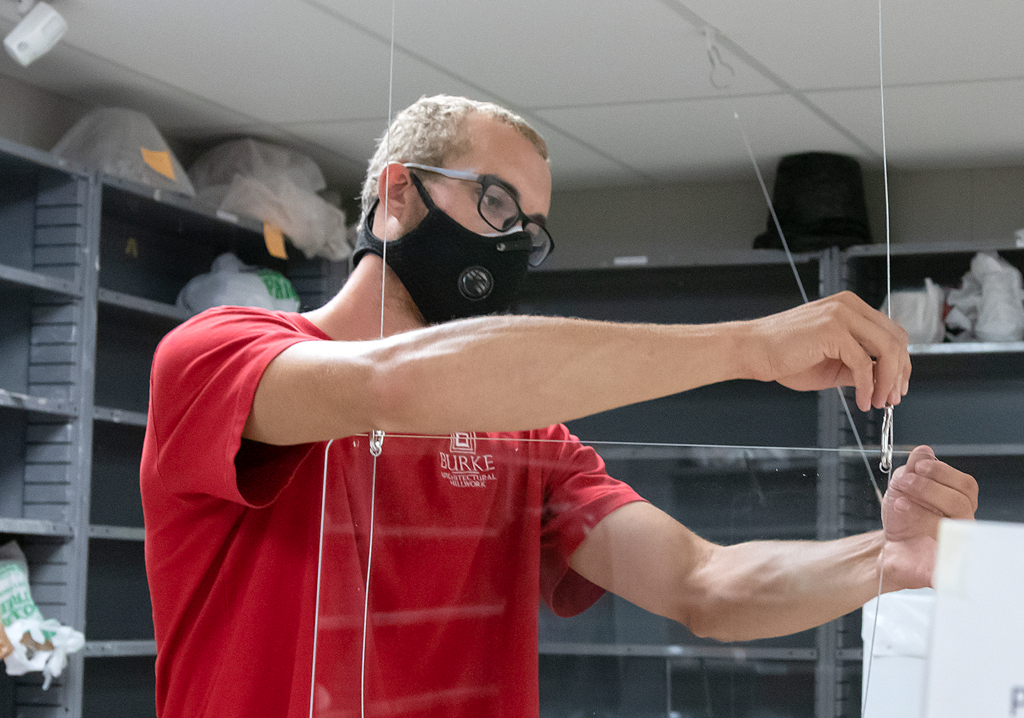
<box><xmin>862</xmin><ymin>0</ymin><xmax>896</xmax><ymax>712</ymax></box>
<box><xmin>359</xmin><ymin>0</ymin><xmax>398</xmax><ymax>715</ymax></box>
<box><xmin>309</xmin><ymin>1</ymin><xmax>398</xmax><ymax>715</ymax></box>
<box><xmin>733</xmin><ymin>113</ymin><xmax>885</xmax><ymax>505</ymax></box>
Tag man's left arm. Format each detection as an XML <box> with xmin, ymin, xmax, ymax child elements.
<box><xmin>568</xmin><ymin>446</ymin><xmax>977</xmax><ymax>642</ymax></box>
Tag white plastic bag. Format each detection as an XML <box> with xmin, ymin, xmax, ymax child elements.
<box><xmin>881</xmin><ymin>278</ymin><xmax>945</xmax><ymax>344</ymax></box>
<box><xmin>188</xmin><ymin>138</ymin><xmax>349</xmax><ymax>261</ymax></box>
<box><xmin>4</xmin><ymin>618</ymin><xmax>85</xmax><ymax>689</ymax></box>
<box><xmin>176</xmin><ymin>252</ymin><xmax>301</xmax><ymax>316</ymax></box>
<box><xmin>946</xmin><ymin>252</ymin><xmax>1024</xmax><ymax>342</ymax></box>
<box><xmin>51</xmin><ymin>108</ymin><xmax>195</xmax><ymax>197</ymax></box>
<box><xmin>0</xmin><ymin>541</ymin><xmax>84</xmax><ymax>689</ymax></box>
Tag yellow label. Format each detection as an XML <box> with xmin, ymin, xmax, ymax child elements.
<box><xmin>141</xmin><ymin>148</ymin><xmax>175</xmax><ymax>181</ymax></box>
<box><xmin>125</xmin><ymin>237</ymin><xmax>139</xmax><ymax>258</ymax></box>
<box><xmin>263</xmin><ymin>222</ymin><xmax>287</xmax><ymax>259</ymax></box>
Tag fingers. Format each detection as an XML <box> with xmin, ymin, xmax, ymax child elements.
<box><xmin>821</xmin><ymin>292</ymin><xmax>910</xmax><ymax>411</ymax></box>
<box><xmin>888</xmin><ymin>447</ymin><xmax>979</xmax><ymax>519</ymax></box>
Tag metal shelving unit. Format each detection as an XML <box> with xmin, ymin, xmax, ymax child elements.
<box><xmin>0</xmin><ymin>136</ymin><xmax>343</xmax><ymax>717</ymax></box>
<box><xmin>526</xmin><ymin>242</ymin><xmax>1024</xmax><ymax>718</ymax></box>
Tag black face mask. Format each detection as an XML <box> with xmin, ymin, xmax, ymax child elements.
<box><xmin>353</xmin><ymin>175</ymin><xmax>532</xmax><ymax>325</ymax></box>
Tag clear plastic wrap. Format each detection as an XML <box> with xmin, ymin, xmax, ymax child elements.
<box><xmin>51</xmin><ymin>107</ymin><xmax>195</xmax><ymax>196</ymax></box>
<box><xmin>188</xmin><ymin>138</ymin><xmax>349</xmax><ymax>262</ymax></box>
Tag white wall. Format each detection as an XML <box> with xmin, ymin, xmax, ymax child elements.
<box><xmin>544</xmin><ymin>167</ymin><xmax>1024</xmax><ymax>271</ymax></box>
<box><xmin>0</xmin><ymin>72</ymin><xmax>89</xmax><ymax>152</ymax></box>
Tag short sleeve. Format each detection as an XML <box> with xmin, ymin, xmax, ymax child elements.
<box><xmin>146</xmin><ymin>306</ymin><xmax>327</xmax><ymax>506</ymax></box>
<box><xmin>538</xmin><ymin>424</ymin><xmax>646</xmax><ymax>617</ymax></box>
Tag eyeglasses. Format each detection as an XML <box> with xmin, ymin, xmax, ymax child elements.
<box><xmin>403</xmin><ymin>163</ymin><xmax>554</xmax><ymax>267</ymax></box>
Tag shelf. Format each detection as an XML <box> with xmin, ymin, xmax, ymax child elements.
<box><xmin>534</xmin><ymin>248</ymin><xmax>823</xmax><ymax>273</ymax></box>
<box><xmin>101</xmin><ymin>174</ymin><xmax>261</xmax><ymax>230</ymax></box>
<box><xmin>539</xmin><ymin>642</ymin><xmax>817</xmax><ymax>662</ymax></box>
<box><xmin>0</xmin><ymin>388</ymin><xmax>77</xmax><ymax>418</ymax></box>
<box><xmin>93</xmin><ymin>406</ymin><xmax>147</xmax><ymax>427</ymax></box>
<box><xmin>910</xmin><ymin>341</ymin><xmax>1024</xmax><ymax>355</ymax></box>
<box><xmin>846</xmin><ymin>241</ymin><xmax>1024</xmax><ymax>258</ymax></box>
<box><xmin>0</xmin><ymin>261</ymin><xmax>81</xmax><ymax>297</ymax></box>
<box><xmin>0</xmin><ymin>517</ymin><xmax>75</xmax><ymax>537</ymax></box>
<box><xmin>98</xmin><ymin>288</ymin><xmax>190</xmax><ymax>322</ymax></box>
<box><xmin>89</xmin><ymin>525</ymin><xmax>145</xmax><ymax>542</ymax></box>
<box><xmin>84</xmin><ymin>640</ymin><xmax>156</xmax><ymax>658</ymax></box>
<box><xmin>0</xmin><ymin>136</ymin><xmax>85</xmax><ymax>174</ymax></box>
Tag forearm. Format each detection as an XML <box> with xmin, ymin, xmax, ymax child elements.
<box><xmin>688</xmin><ymin>531</ymin><xmax>884</xmax><ymax>641</ymax></box>
<box><xmin>373</xmin><ymin>314</ymin><xmax>750</xmax><ymax>433</ymax></box>
<box><xmin>248</xmin><ymin>314</ymin><xmax>752</xmax><ymax>444</ymax></box>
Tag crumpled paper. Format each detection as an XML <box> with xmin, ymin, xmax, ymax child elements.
<box><xmin>945</xmin><ymin>252</ymin><xmax>1024</xmax><ymax>342</ymax></box>
<box><xmin>881</xmin><ymin>277</ymin><xmax>946</xmax><ymax>345</ymax></box>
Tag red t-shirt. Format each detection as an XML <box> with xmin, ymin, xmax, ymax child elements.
<box><xmin>142</xmin><ymin>306</ymin><xmax>643</xmax><ymax>718</ymax></box>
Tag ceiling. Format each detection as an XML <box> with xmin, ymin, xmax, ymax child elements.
<box><xmin>1</xmin><ymin>0</ymin><xmax>1023</xmax><ymax>193</ymax></box>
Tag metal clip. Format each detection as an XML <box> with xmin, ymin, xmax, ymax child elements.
<box><xmin>879</xmin><ymin>404</ymin><xmax>894</xmax><ymax>473</ymax></box>
<box><xmin>369</xmin><ymin>430</ymin><xmax>385</xmax><ymax>457</ymax></box>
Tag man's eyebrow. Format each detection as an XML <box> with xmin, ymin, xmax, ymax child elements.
<box><xmin>481</xmin><ymin>173</ymin><xmax>547</xmax><ymax>225</ymax></box>
<box><xmin>481</xmin><ymin>173</ymin><xmax>520</xmax><ymax>200</ymax></box>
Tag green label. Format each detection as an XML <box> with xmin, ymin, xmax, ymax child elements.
<box><xmin>255</xmin><ymin>269</ymin><xmax>298</xmax><ymax>301</ymax></box>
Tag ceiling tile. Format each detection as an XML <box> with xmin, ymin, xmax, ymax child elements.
<box><xmin>671</xmin><ymin>0</ymin><xmax>1024</xmax><ymax>90</ymax></box>
<box><xmin>810</xmin><ymin>80</ymin><xmax>1024</xmax><ymax>169</ymax></box>
<box><xmin>310</xmin><ymin>0</ymin><xmax>778</xmax><ymax>108</ymax></box>
<box><xmin>536</xmin><ymin>94</ymin><xmax>874</xmax><ymax>182</ymax></box>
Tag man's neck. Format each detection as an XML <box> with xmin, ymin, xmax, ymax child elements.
<box><xmin>303</xmin><ymin>256</ymin><xmax>426</xmax><ymax>341</ymax></box>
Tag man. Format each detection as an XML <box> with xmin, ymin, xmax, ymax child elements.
<box><xmin>141</xmin><ymin>95</ymin><xmax>977</xmax><ymax>718</ymax></box>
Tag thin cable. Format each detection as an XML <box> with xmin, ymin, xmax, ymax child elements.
<box><xmin>736</xmin><ymin>114</ymin><xmax>808</xmax><ymax>306</ymax></box>
<box><xmin>861</xmin><ymin>503</ymin><xmax>889</xmax><ymax>716</ymax></box>
<box><xmin>308</xmin><ymin>439</ymin><xmax>335</xmax><ymax>718</ymax></box>
<box><xmin>378</xmin><ymin>0</ymin><xmax>397</xmax><ymax>340</ymax></box>
<box><xmin>879</xmin><ymin>0</ymin><xmax>893</xmax><ymax>320</ymax></box>
<box><xmin>373</xmin><ymin>432</ymin><xmax>913</xmax><ymax>459</ymax></box>
<box><xmin>734</xmin><ymin>112</ymin><xmax>884</xmax><ymax>503</ymax></box>
<box><xmin>359</xmin><ymin>444</ymin><xmax>382</xmax><ymax>718</ymax></box>
<box><xmin>863</xmin><ymin>3</ymin><xmax>894</xmax><ymax>714</ymax></box>
<box><xmin>360</xmin><ymin>2</ymin><xmax>397</xmax><ymax>716</ymax></box>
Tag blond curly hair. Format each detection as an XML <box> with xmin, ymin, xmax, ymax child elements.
<box><xmin>359</xmin><ymin>95</ymin><xmax>548</xmax><ymax>227</ymax></box>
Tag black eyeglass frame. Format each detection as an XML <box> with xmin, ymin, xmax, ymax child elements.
<box><xmin>402</xmin><ymin>162</ymin><xmax>554</xmax><ymax>267</ymax></box>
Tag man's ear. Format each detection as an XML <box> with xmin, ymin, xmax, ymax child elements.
<box><xmin>374</xmin><ymin>163</ymin><xmax>422</xmax><ymax>233</ymax></box>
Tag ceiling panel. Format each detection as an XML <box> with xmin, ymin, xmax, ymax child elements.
<box><xmin>674</xmin><ymin>0</ymin><xmax>882</xmax><ymax>89</ymax></box>
<box><xmin>44</xmin><ymin>0</ymin><xmax>399</xmax><ymax>123</ymax></box>
<box><xmin>535</xmin><ymin>93</ymin><xmax>873</xmax><ymax>182</ymax></box>
<box><xmin>310</xmin><ymin>0</ymin><xmax>779</xmax><ymax>109</ymax></box>
<box><xmin>810</xmin><ymin>80</ymin><xmax>1024</xmax><ymax>169</ymax></box>
<box><xmin>1</xmin><ymin>0</ymin><xmax>1021</xmax><ymax>188</ymax></box>
<box><xmin>672</xmin><ymin>0</ymin><xmax>1024</xmax><ymax>89</ymax></box>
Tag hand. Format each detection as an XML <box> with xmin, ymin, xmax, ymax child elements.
<box><xmin>744</xmin><ymin>291</ymin><xmax>911</xmax><ymax>411</ymax></box>
<box><xmin>880</xmin><ymin>445</ymin><xmax>978</xmax><ymax>590</ymax></box>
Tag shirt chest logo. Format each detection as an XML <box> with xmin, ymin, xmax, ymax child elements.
<box><xmin>439</xmin><ymin>433</ymin><xmax>497</xmax><ymax>488</ymax></box>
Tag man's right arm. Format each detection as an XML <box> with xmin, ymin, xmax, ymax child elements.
<box><xmin>242</xmin><ymin>291</ymin><xmax>910</xmax><ymax>445</ymax></box>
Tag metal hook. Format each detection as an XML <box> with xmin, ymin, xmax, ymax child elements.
<box><xmin>703</xmin><ymin>28</ymin><xmax>736</xmax><ymax>90</ymax></box>
<box><xmin>878</xmin><ymin>404</ymin><xmax>894</xmax><ymax>473</ymax></box>
<box><xmin>369</xmin><ymin>430</ymin><xmax>385</xmax><ymax>457</ymax></box>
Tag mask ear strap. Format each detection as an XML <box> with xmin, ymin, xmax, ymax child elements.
<box><xmin>408</xmin><ymin>172</ymin><xmax>439</xmax><ymax>210</ymax></box>
<box><xmin>351</xmin><ymin>202</ymin><xmax>383</xmax><ymax>265</ymax></box>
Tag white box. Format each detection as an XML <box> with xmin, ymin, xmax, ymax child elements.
<box><xmin>923</xmin><ymin>519</ymin><xmax>1024</xmax><ymax>717</ymax></box>
<box><xmin>862</xmin><ymin>588</ymin><xmax>935</xmax><ymax>718</ymax></box>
